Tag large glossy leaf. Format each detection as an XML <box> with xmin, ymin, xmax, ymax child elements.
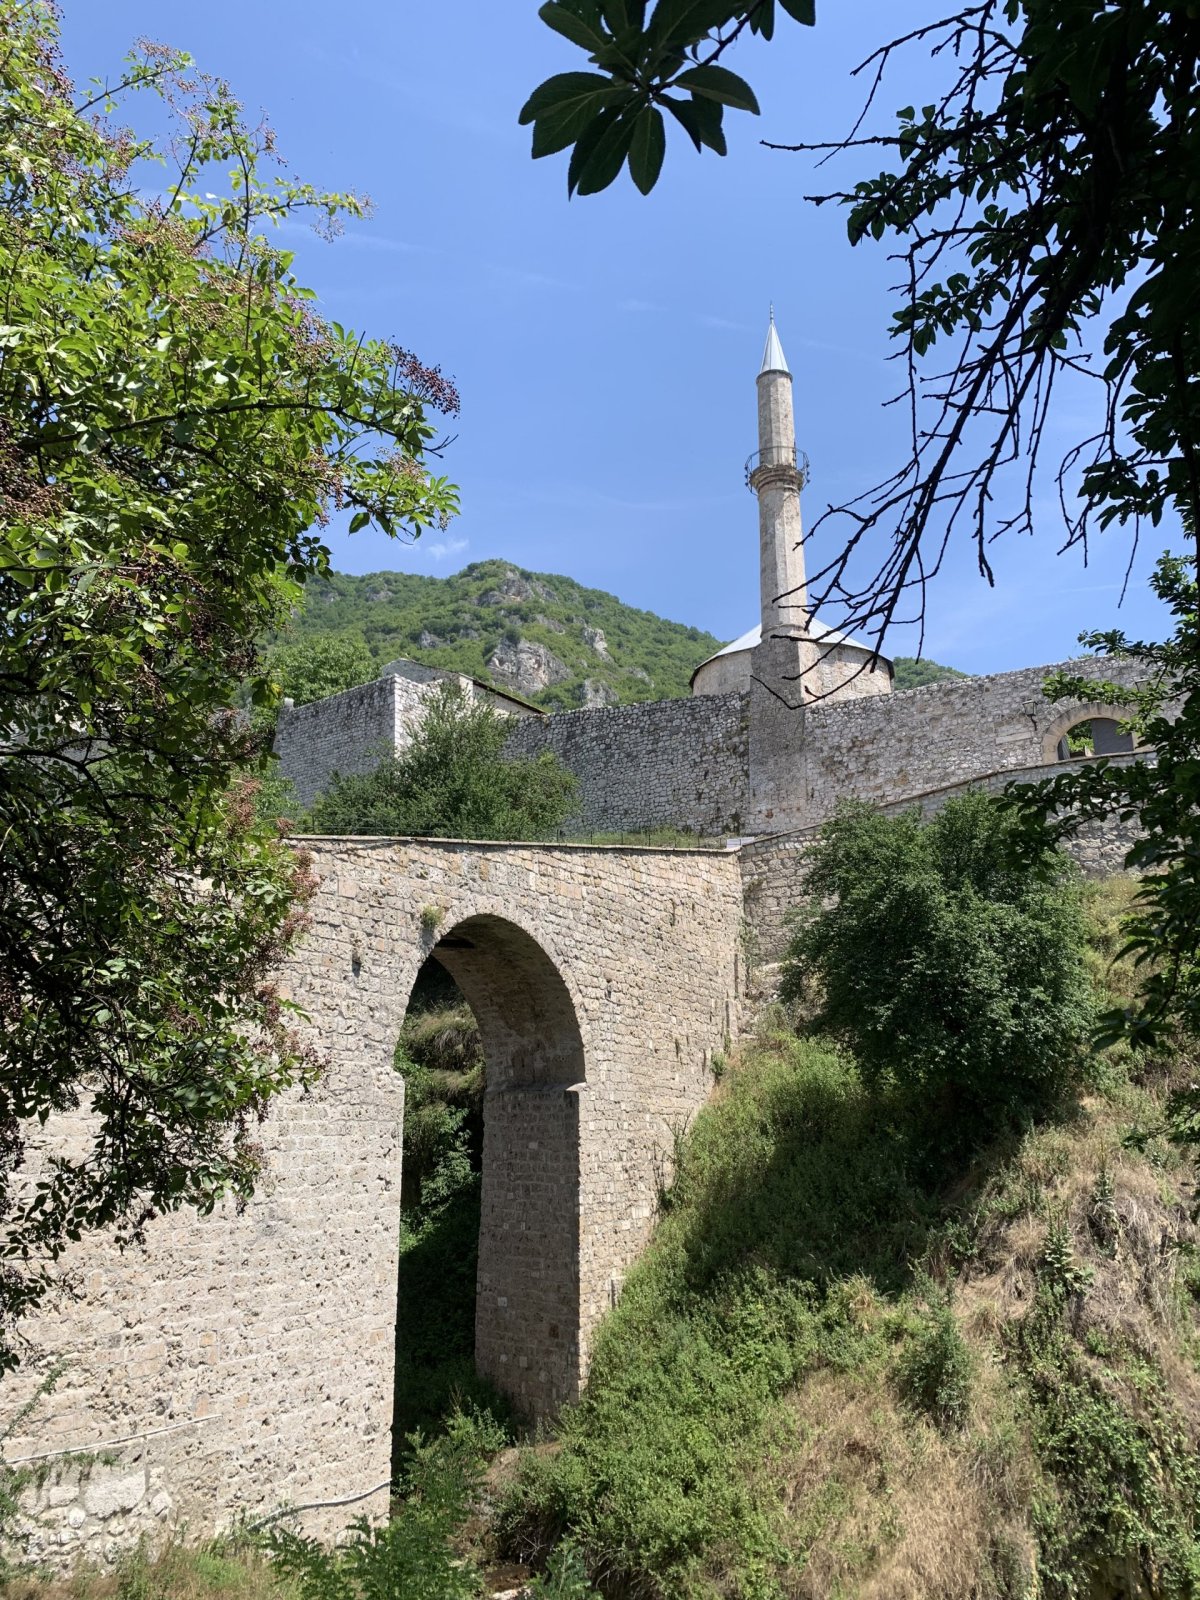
<box><xmin>628</xmin><ymin>107</ymin><xmax>667</xmax><ymax>194</ymax></box>
<box><xmin>519</xmin><ymin>70</ymin><xmax>621</xmax><ymax>125</ymax></box>
<box><xmin>673</xmin><ymin>63</ymin><xmax>760</xmax><ymax>113</ymax></box>
<box><xmin>778</xmin><ymin>0</ymin><xmax>816</xmax><ymax>21</ymax></box>
<box><xmin>570</xmin><ymin>107</ymin><xmax>639</xmax><ymax>195</ymax></box>
<box><xmin>664</xmin><ymin>92</ymin><xmax>727</xmax><ymax>156</ymax></box>
<box><xmin>537</xmin><ymin>1</ymin><xmax>610</xmax><ymax>54</ymax></box>
<box><xmin>648</xmin><ymin>0</ymin><xmax>738</xmax><ymax>50</ymax></box>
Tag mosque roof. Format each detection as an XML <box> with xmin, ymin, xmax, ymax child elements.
<box><xmin>689</xmin><ymin>621</ymin><xmax>893</xmax><ymax>686</ymax></box>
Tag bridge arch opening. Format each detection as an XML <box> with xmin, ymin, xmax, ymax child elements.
<box><xmin>1043</xmin><ymin>703</ymin><xmax>1137</xmax><ymax>762</ymax></box>
<box><xmin>392</xmin><ymin>914</ymin><xmax>584</xmax><ymax>1460</ymax></box>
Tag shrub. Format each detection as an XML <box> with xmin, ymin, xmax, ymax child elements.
<box><xmin>895</xmin><ymin>1283</ymin><xmax>973</xmax><ymax>1431</ymax></box>
<box><xmin>307</xmin><ymin>682</ymin><xmax>578</xmax><ymax>840</ymax></box>
<box><xmin>266</xmin><ymin>1417</ymin><xmax>489</xmax><ymax>1600</ymax></box>
<box><xmin>781</xmin><ymin>792</ymin><xmax>1094</xmax><ymax>1140</ymax></box>
<box><xmin>525</xmin><ymin>1541</ymin><xmax>601</xmax><ymax>1599</ymax></box>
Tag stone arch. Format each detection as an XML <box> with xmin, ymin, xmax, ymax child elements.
<box><xmin>419</xmin><ymin>912</ymin><xmax>587</xmax><ymax>1417</ymax></box>
<box><xmin>1041</xmin><ymin>702</ymin><xmax>1137</xmax><ymax>763</ymax></box>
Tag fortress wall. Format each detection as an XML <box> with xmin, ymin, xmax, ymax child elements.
<box><xmin>6</xmin><ymin>1026</ymin><xmax>406</xmax><ymax>1565</ymax></box>
<box><xmin>274</xmin><ymin>675</ymin><xmax>430</xmax><ymax>811</ymax></box>
<box><xmin>503</xmin><ymin>692</ymin><xmax>751</xmax><ymax>837</ymax></box>
<box><xmin>800</xmin><ymin>656</ymin><xmax>1148</xmax><ymax>821</ymax></box>
<box><xmin>741</xmin><ymin>749</ymin><xmax>1149</xmax><ymax>963</ymax></box>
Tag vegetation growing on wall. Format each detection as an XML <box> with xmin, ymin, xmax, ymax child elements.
<box><xmin>306</xmin><ymin>683</ymin><xmax>579</xmax><ymax>840</ymax></box>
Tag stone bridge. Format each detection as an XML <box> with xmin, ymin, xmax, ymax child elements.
<box><xmin>6</xmin><ymin>836</ymin><xmax>744</xmax><ymax>1558</ymax></box>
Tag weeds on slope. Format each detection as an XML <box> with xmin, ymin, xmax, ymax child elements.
<box><xmin>499</xmin><ymin>878</ymin><xmax>1200</xmax><ymax>1599</ymax></box>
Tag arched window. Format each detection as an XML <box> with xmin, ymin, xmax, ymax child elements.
<box><xmin>1053</xmin><ymin>716</ymin><xmax>1135</xmax><ymax>761</ymax></box>
<box><xmin>1042</xmin><ymin>703</ymin><xmax>1139</xmax><ymax>764</ymax></box>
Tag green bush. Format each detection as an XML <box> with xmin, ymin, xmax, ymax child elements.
<box><xmin>266</xmin><ymin>1416</ymin><xmax>492</xmax><ymax>1600</ymax></box>
<box><xmin>307</xmin><ymin>682</ymin><xmax>578</xmax><ymax>839</ymax></box>
<box><xmin>895</xmin><ymin>1282</ymin><xmax>973</xmax><ymax>1431</ymax></box>
<box><xmin>526</xmin><ymin>1541</ymin><xmax>602</xmax><ymax>1599</ymax></box>
<box><xmin>781</xmin><ymin>793</ymin><xmax>1094</xmax><ymax>1140</ymax></box>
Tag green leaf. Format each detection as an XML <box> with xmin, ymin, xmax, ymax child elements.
<box><xmin>649</xmin><ymin>0</ymin><xmax>735</xmax><ymax>50</ymax></box>
<box><xmin>748</xmin><ymin>0</ymin><xmax>775</xmax><ymax>37</ymax></box>
<box><xmin>526</xmin><ymin>77</ymin><xmax>635</xmax><ymax>158</ymax></box>
<box><xmin>519</xmin><ymin>70</ymin><xmax>623</xmax><ymax>126</ymax></box>
<box><xmin>538</xmin><ymin>1</ymin><xmax>610</xmax><ymax>53</ymax></box>
<box><xmin>628</xmin><ymin>107</ymin><xmax>667</xmax><ymax>193</ymax></box>
<box><xmin>673</xmin><ymin>64</ymin><xmax>760</xmax><ymax>114</ymax></box>
<box><xmin>663</xmin><ymin>93</ymin><xmax>726</xmax><ymax>156</ymax></box>
<box><xmin>778</xmin><ymin>0</ymin><xmax>815</xmax><ymax>22</ymax></box>
<box><xmin>572</xmin><ymin>107</ymin><xmax>639</xmax><ymax>195</ymax></box>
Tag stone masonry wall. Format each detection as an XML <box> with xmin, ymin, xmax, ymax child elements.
<box><xmin>749</xmin><ymin>655</ymin><xmax>1147</xmax><ymax>833</ymax></box>
<box><xmin>503</xmin><ymin>692</ymin><xmax>751</xmax><ymax>837</ymax></box>
<box><xmin>274</xmin><ymin>667</ymin><xmax>542</xmax><ymax>813</ymax></box>
<box><xmin>274</xmin><ymin>675</ymin><xmax>429</xmax><ymax>811</ymax></box>
<box><xmin>6</xmin><ymin>835</ymin><xmax>743</xmax><ymax>1563</ymax></box>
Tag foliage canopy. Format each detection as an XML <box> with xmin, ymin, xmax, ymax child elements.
<box><xmin>265</xmin><ymin>632</ymin><xmax>378</xmax><ymax>711</ymax></box>
<box><xmin>781</xmin><ymin>793</ymin><xmax>1094</xmax><ymax>1134</ymax></box>
<box><xmin>0</xmin><ymin>5</ymin><xmax>457</xmax><ymax>1360</ymax></box>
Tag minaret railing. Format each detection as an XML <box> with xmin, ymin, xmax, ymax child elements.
<box><xmin>745</xmin><ymin>446</ymin><xmax>809</xmax><ymax>490</ymax></box>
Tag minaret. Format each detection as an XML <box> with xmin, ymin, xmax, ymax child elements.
<box><xmin>748</xmin><ymin>311</ymin><xmax>808</xmax><ymax>642</ymax></box>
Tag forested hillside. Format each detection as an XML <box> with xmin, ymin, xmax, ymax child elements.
<box><xmin>893</xmin><ymin>655</ymin><xmax>968</xmax><ymax>690</ymax></box>
<box><xmin>272</xmin><ymin>559</ymin><xmax>966</xmax><ymax>708</ymax></box>
<box><xmin>276</xmin><ymin>560</ymin><xmax>722</xmax><ymax>708</ymax></box>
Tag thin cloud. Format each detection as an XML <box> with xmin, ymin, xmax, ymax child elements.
<box><xmin>423</xmin><ymin>536</ymin><xmax>469</xmax><ymax>561</ymax></box>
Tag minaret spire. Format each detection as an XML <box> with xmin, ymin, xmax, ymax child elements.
<box><xmin>759</xmin><ymin>306</ymin><xmax>790</xmax><ymax>377</ymax></box>
<box><xmin>748</xmin><ymin>309</ymin><xmax>807</xmax><ymax>640</ymax></box>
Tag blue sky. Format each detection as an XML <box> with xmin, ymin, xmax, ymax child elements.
<box><xmin>61</xmin><ymin>3</ymin><xmax>1174</xmax><ymax>671</ymax></box>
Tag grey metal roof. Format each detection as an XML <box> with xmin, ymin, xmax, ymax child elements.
<box><xmin>690</xmin><ymin>621</ymin><xmax>893</xmax><ymax>684</ymax></box>
<box><xmin>759</xmin><ymin>312</ymin><xmax>790</xmax><ymax>377</ymax></box>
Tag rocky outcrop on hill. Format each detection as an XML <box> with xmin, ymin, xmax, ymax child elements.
<box><xmin>579</xmin><ymin>678</ymin><xmax>619</xmax><ymax>708</ymax></box>
<box><xmin>486</xmin><ymin>637</ymin><xmax>571</xmax><ymax>696</ymax></box>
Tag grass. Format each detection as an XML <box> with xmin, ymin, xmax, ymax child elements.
<box><xmin>3</xmin><ymin>1541</ymin><xmax>295</xmax><ymax>1600</ymax></box>
<box><xmin>498</xmin><ymin>877</ymin><xmax>1200</xmax><ymax>1598</ymax></box>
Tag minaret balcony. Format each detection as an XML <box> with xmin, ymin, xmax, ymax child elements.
<box><xmin>745</xmin><ymin>446</ymin><xmax>809</xmax><ymax>493</ymax></box>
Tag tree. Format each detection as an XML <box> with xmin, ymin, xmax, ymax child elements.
<box><xmin>520</xmin><ymin>1</ymin><xmax>813</xmax><ymax>197</ymax></box>
<box><xmin>1011</xmin><ymin>554</ymin><xmax>1200</xmax><ymax>1049</ymax></box>
<box><xmin>0</xmin><ymin>6</ymin><xmax>458</xmax><ymax>1363</ymax></box>
<box><xmin>524</xmin><ymin>1</ymin><xmax>1200</xmax><ymax>1044</ymax></box>
<box><xmin>266</xmin><ymin>632</ymin><xmax>378</xmax><ymax>709</ymax></box>
<box><xmin>307</xmin><ymin>683</ymin><xmax>579</xmax><ymax>840</ymax></box>
<box><xmin>780</xmin><ymin>794</ymin><xmax>1093</xmax><ymax>1136</ymax></box>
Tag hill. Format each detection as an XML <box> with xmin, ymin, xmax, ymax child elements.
<box><xmin>277</xmin><ymin>561</ymin><xmax>723</xmax><ymax>709</ymax></box>
<box><xmin>496</xmin><ymin>878</ymin><xmax>1200</xmax><ymax>1597</ymax></box>
<box><xmin>273</xmin><ymin>561</ymin><xmax>969</xmax><ymax>709</ymax></box>
<box><xmin>893</xmin><ymin>655</ymin><xmax>969</xmax><ymax>690</ymax></box>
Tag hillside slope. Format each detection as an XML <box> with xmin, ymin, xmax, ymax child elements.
<box><xmin>279</xmin><ymin>561</ymin><xmax>723</xmax><ymax>708</ymax></box>
<box><xmin>893</xmin><ymin>655</ymin><xmax>968</xmax><ymax>690</ymax></box>
<box><xmin>499</xmin><ymin>878</ymin><xmax>1200</xmax><ymax>1598</ymax></box>
<box><xmin>276</xmin><ymin>561</ymin><xmax>968</xmax><ymax>708</ymax></box>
